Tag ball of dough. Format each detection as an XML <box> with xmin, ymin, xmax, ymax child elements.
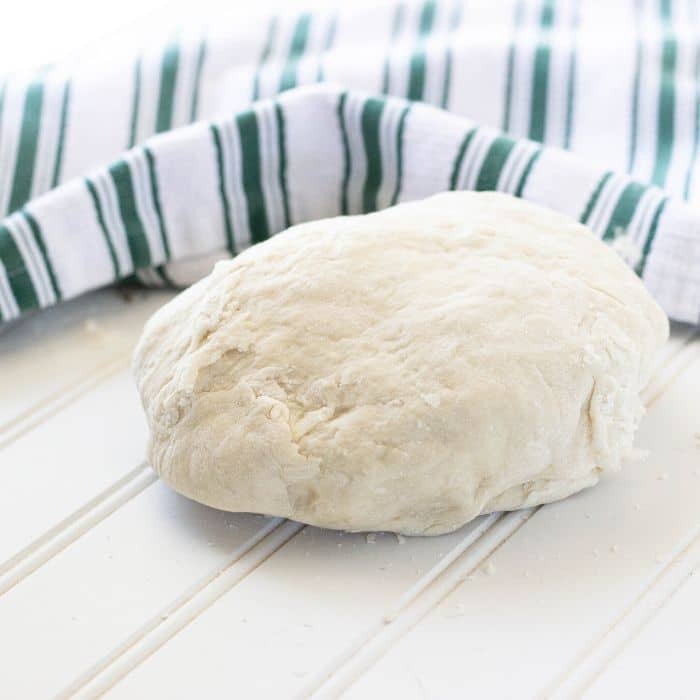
<box><xmin>133</xmin><ymin>192</ymin><xmax>668</xmax><ymax>535</ymax></box>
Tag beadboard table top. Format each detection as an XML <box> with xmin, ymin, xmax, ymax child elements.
<box><xmin>1</xmin><ymin>288</ymin><xmax>699</xmax><ymax>700</ymax></box>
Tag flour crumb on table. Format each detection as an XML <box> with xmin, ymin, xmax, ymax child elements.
<box><xmin>445</xmin><ymin>603</ymin><xmax>466</xmax><ymax>618</ymax></box>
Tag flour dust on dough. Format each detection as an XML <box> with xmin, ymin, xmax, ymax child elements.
<box><xmin>133</xmin><ymin>192</ymin><xmax>668</xmax><ymax>535</ymax></box>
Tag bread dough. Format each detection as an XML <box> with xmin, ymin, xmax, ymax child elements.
<box><xmin>133</xmin><ymin>192</ymin><xmax>668</xmax><ymax>535</ymax></box>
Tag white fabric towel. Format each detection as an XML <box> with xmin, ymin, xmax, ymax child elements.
<box><xmin>0</xmin><ymin>0</ymin><xmax>699</xmax><ymax>324</ymax></box>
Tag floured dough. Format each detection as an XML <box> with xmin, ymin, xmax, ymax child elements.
<box><xmin>133</xmin><ymin>192</ymin><xmax>668</xmax><ymax>535</ymax></box>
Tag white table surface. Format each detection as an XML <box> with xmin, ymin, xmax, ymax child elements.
<box><xmin>0</xmin><ymin>287</ymin><xmax>699</xmax><ymax>700</ymax></box>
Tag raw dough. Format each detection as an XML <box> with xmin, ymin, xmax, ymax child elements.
<box><xmin>133</xmin><ymin>192</ymin><xmax>668</xmax><ymax>535</ymax></box>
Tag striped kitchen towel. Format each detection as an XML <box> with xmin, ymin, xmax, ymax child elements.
<box><xmin>0</xmin><ymin>0</ymin><xmax>699</xmax><ymax>324</ymax></box>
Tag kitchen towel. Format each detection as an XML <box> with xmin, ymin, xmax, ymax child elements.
<box><xmin>0</xmin><ymin>0</ymin><xmax>699</xmax><ymax>324</ymax></box>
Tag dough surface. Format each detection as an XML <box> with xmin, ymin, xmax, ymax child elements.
<box><xmin>133</xmin><ymin>192</ymin><xmax>668</xmax><ymax>535</ymax></box>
